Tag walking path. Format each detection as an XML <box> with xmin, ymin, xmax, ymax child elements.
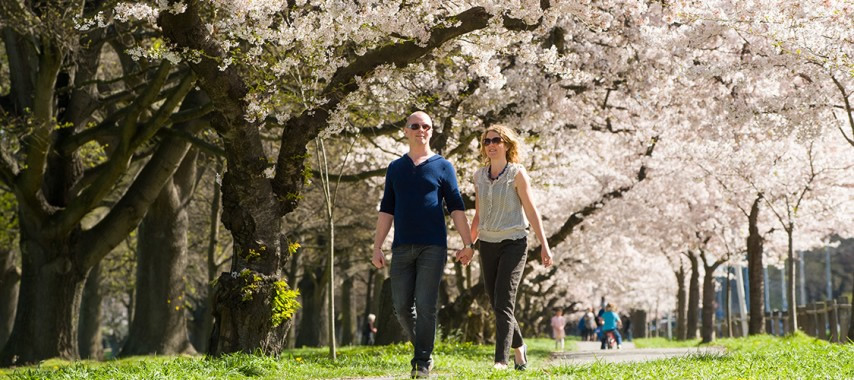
<box><xmin>551</xmin><ymin>341</ymin><xmax>726</xmax><ymax>365</ymax></box>
<box><xmin>352</xmin><ymin>341</ymin><xmax>727</xmax><ymax>378</ymax></box>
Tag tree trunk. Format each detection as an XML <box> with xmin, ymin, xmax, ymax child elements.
<box><xmin>437</xmin><ymin>283</ymin><xmax>493</xmax><ymax>344</ymax></box>
<box><xmin>285</xmin><ymin>248</ymin><xmax>302</xmax><ymax>349</ymax></box>
<box><xmin>630</xmin><ymin>309</ymin><xmax>648</xmax><ymax>339</ymax></box>
<box><xmin>701</xmin><ymin>259</ymin><xmax>723</xmax><ymax>343</ymax></box>
<box><xmin>1</xmin><ymin>19</ymin><xmax>199</xmax><ymax>364</ymax></box>
<box><xmin>340</xmin><ymin>260</ymin><xmax>354</xmax><ymax>346</ymax></box>
<box><xmin>188</xmin><ymin>300</ymin><xmax>211</xmax><ymax>355</ymax></box>
<box><xmin>191</xmin><ymin>159</ymin><xmax>224</xmax><ymax>354</ymax></box>
<box><xmin>296</xmin><ymin>267</ymin><xmax>326</xmax><ymax>347</ymax></box>
<box><xmin>364</xmin><ymin>268</ymin><xmax>375</xmax><ymax>318</ymax></box>
<box><xmin>325</xmin><ymin>218</ymin><xmax>336</xmax><ymax>359</ymax></box>
<box><xmin>746</xmin><ymin>196</ymin><xmax>765</xmax><ymax>335</ymax></box>
<box><xmin>675</xmin><ymin>263</ymin><xmax>687</xmax><ymax>340</ymax></box>
<box><xmin>787</xmin><ymin>227</ymin><xmax>799</xmax><ymax>334</ymax></box>
<box><xmin>848</xmin><ymin>274</ymin><xmax>854</xmax><ymax>342</ymax></box>
<box><xmin>725</xmin><ymin>266</ymin><xmax>732</xmax><ymax>337</ymax></box>
<box><xmin>686</xmin><ymin>253</ymin><xmax>700</xmax><ymax>339</ymax></box>
<box><xmin>374</xmin><ymin>278</ymin><xmax>407</xmax><ymax>345</ymax></box>
<box><xmin>0</xmin><ymin>250</ymin><xmax>20</xmax><ymax>349</ymax></box>
<box><xmin>17</xmin><ymin>114</ymin><xmax>198</xmax><ymax>363</ymax></box>
<box><xmin>78</xmin><ymin>263</ymin><xmax>103</xmax><ymax>359</ymax></box>
<box><xmin>372</xmin><ymin>272</ymin><xmax>384</xmax><ymax>317</ymax></box>
<box><xmin>1</xmin><ymin>231</ymin><xmax>88</xmax><ymax>364</ymax></box>
<box><xmin>120</xmin><ymin>150</ymin><xmax>200</xmax><ymax>356</ymax></box>
<box><xmin>453</xmin><ymin>261</ymin><xmax>466</xmax><ymax>294</ymax></box>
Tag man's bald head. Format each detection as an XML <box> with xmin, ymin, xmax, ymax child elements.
<box><xmin>406</xmin><ymin>111</ymin><xmax>432</xmax><ymax>126</ymax></box>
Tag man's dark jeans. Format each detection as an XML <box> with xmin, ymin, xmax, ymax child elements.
<box><xmin>390</xmin><ymin>244</ymin><xmax>446</xmax><ymax>369</ymax></box>
<box><xmin>479</xmin><ymin>237</ymin><xmax>527</xmax><ymax>363</ymax></box>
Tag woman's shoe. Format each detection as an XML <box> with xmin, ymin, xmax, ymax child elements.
<box><xmin>493</xmin><ymin>362</ymin><xmax>508</xmax><ymax>370</ymax></box>
<box><xmin>514</xmin><ymin>344</ymin><xmax>528</xmax><ymax>371</ymax></box>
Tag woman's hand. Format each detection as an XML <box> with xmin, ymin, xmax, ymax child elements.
<box><xmin>541</xmin><ymin>245</ymin><xmax>553</xmax><ymax>268</ymax></box>
<box><xmin>455</xmin><ymin>247</ymin><xmax>475</xmax><ymax>266</ymax></box>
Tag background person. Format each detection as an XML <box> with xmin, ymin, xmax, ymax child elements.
<box><xmin>551</xmin><ymin>308</ymin><xmax>567</xmax><ymax>351</ymax></box>
<box><xmin>599</xmin><ymin>303</ymin><xmax>623</xmax><ymax>349</ymax></box>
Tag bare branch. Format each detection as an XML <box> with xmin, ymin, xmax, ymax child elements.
<box><xmin>830</xmin><ymin>74</ymin><xmax>854</xmax><ymax>147</ymax></box>
<box><xmin>79</xmin><ymin>119</ymin><xmax>206</xmax><ymax>268</ymax></box>
<box><xmin>49</xmin><ymin>64</ymin><xmax>190</xmax><ymax>236</ymax></box>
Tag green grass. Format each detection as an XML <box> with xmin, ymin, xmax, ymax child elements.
<box><xmin>2</xmin><ymin>338</ymin><xmax>557</xmax><ymax>380</ymax></box>
<box><xmin>3</xmin><ymin>334</ymin><xmax>852</xmax><ymax>379</ymax></box>
<box><xmin>633</xmin><ymin>337</ymin><xmax>704</xmax><ymax>348</ymax></box>
<box><xmin>553</xmin><ymin>333</ymin><xmax>854</xmax><ymax>379</ymax></box>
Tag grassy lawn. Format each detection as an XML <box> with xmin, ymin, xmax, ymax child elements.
<box><xmin>633</xmin><ymin>337</ymin><xmax>703</xmax><ymax>348</ymax></box>
<box><xmin>2</xmin><ymin>338</ymin><xmax>559</xmax><ymax>380</ymax></box>
<box><xmin>554</xmin><ymin>333</ymin><xmax>854</xmax><ymax>379</ymax></box>
<box><xmin>3</xmin><ymin>334</ymin><xmax>852</xmax><ymax>379</ymax></box>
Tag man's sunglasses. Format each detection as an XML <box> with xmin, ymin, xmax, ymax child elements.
<box><xmin>408</xmin><ymin>123</ymin><xmax>432</xmax><ymax>131</ymax></box>
<box><xmin>482</xmin><ymin>137</ymin><xmax>504</xmax><ymax>146</ymax></box>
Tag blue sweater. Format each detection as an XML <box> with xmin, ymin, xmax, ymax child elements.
<box><xmin>379</xmin><ymin>154</ymin><xmax>465</xmax><ymax>248</ymax></box>
<box><xmin>602</xmin><ymin>311</ymin><xmax>620</xmax><ymax>331</ymax></box>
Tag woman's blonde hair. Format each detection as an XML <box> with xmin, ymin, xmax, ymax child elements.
<box><xmin>479</xmin><ymin>124</ymin><xmax>522</xmax><ymax>166</ymax></box>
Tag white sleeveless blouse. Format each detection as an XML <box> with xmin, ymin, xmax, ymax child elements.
<box><xmin>474</xmin><ymin>163</ymin><xmax>528</xmax><ymax>243</ymax></box>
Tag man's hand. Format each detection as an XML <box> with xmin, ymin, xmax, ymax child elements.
<box><xmin>372</xmin><ymin>248</ymin><xmax>386</xmax><ymax>269</ymax></box>
<box><xmin>541</xmin><ymin>246</ymin><xmax>553</xmax><ymax>268</ymax></box>
<box><xmin>455</xmin><ymin>247</ymin><xmax>475</xmax><ymax>266</ymax></box>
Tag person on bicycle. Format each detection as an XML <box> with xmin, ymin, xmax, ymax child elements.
<box><xmin>600</xmin><ymin>303</ymin><xmax>623</xmax><ymax>349</ymax></box>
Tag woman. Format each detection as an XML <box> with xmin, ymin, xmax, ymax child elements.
<box><xmin>456</xmin><ymin>124</ymin><xmax>553</xmax><ymax>370</ymax></box>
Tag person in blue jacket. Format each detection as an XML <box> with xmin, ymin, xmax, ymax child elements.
<box><xmin>600</xmin><ymin>303</ymin><xmax>623</xmax><ymax>349</ymax></box>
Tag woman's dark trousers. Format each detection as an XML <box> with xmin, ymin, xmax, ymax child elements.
<box><xmin>479</xmin><ymin>237</ymin><xmax>527</xmax><ymax>363</ymax></box>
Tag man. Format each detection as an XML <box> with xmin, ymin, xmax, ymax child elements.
<box><xmin>372</xmin><ymin>111</ymin><xmax>474</xmax><ymax>379</ymax></box>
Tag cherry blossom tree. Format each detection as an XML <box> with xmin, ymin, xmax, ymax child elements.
<box><xmin>151</xmin><ymin>0</ymin><xmax>558</xmax><ymax>355</ymax></box>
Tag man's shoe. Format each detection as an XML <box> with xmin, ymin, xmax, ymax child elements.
<box><xmin>411</xmin><ymin>365</ymin><xmax>429</xmax><ymax>379</ymax></box>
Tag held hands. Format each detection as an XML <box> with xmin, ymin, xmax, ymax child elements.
<box><xmin>371</xmin><ymin>247</ymin><xmax>386</xmax><ymax>269</ymax></box>
<box><xmin>541</xmin><ymin>245</ymin><xmax>553</xmax><ymax>268</ymax></box>
<box><xmin>455</xmin><ymin>247</ymin><xmax>475</xmax><ymax>266</ymax></box>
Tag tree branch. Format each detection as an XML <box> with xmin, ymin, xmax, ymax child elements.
<box><xmin>131</xmin><ymin>71</ymin><xmax>198</xmax><ymax>147</ymax></box>
<box><xmin>15</xmin><ymin>37</ymin><xmax>64</xmax><ymax>213</ymax></box>
<box><xmin>78</xmin><ymin>119</ymin><xmax>205</xmax><ymax>268</ymax></box>
<box><xmin>526</xmin><ymin>136</ymin><xmax>658</xmax><ymax>261</ymax></box>
<box><xmin>310</xmin><ymin>167</ymin><xmax>386</xmax><ymax>183</ymax></box>
<box><xmin>49</xmin><ymin>64</ymin><xmax>188</xmax><ymax>236</ymax></box>
<box><xmin>157</xmin><ymin>123</ymin><xmax>222</xmax><ymax>157</ymax></box>
<box><xmin>274</xmin><ymin>6</ymin><xmax>541</xmax><ymax>212</ymax></box>
<box><xmin>830</xmin><ymin>74</ymin><xmax>854</xmax><ymax>148</ymax></box>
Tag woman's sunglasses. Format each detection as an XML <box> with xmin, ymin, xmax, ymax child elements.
<box><xmin>408</xmin><ymin>123</ymin><xmax>432</xmax><ymax>131</ymax></box>
<box><xmin>482</xmin><ymin>137</ymin><xmax>504</xmax><ymax>146</ymax></box>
